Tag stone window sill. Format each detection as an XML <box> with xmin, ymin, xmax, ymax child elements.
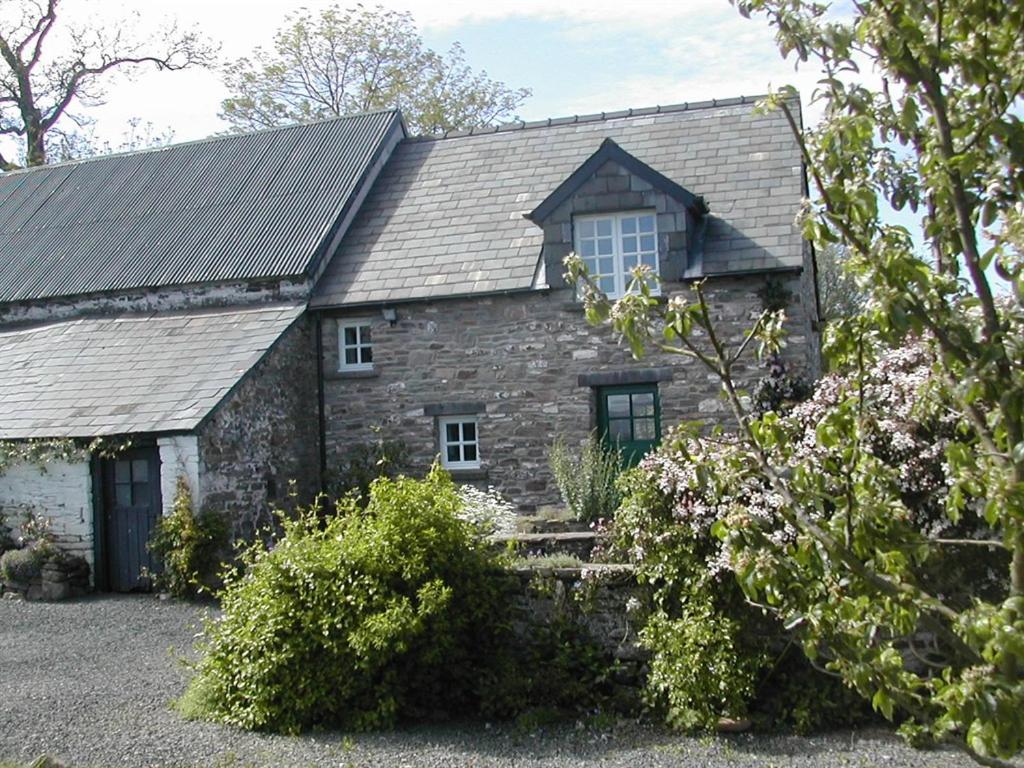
<box><xmin>326</xmin><ymin>366</ymin><xmax>379</xmax><ymax>380</ymax></box>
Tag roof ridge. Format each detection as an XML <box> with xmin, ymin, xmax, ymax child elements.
<box><xmin>0</xmin><ymin>108</ymin><xmax>401</xmax><ymax>177</ymax></box>
<box><xmin>405</xmin><ymin>94</ymin><xmax>770</xmax><ymax>143</ymax></box>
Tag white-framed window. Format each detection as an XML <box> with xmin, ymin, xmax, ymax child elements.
<box><xmin>338</xmin><ymin>320</ymin><xmax>373</xmax><ymax>371</ymax></box>
<box><xmin>439</xmin><ymin>416</ymin><xmax>480</xmax><ymax>469</ymax></box>
<box><xmin>574</xmin><ymin>211</ymin><xmax>660</xmax><ymax>299</ymax></box>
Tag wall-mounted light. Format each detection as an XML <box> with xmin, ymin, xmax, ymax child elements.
<box><xmin>382</xmin><ymin>307</ymin><xmax>398</xmax><ymax>326</ymax></box>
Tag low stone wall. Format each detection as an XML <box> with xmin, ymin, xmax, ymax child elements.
<box><xmin>2</xmin><ymin>554</ymin><xmax>90</xmax><ymax>601</ymax></box>
<box><xmin>509</xmin><ymin>563</ymin><xmax>648</xmax><ymax>699</ymax></box>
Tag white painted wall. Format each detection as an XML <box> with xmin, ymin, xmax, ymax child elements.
<box><xmin>0</xmin><ymin>458</ymin><xmax>94</xmax><ymax>569</ymax></box>
<box><xmin>157</xmin><ymin>435</ymin><xmax>201</xmax><ymax>517</ymax></box>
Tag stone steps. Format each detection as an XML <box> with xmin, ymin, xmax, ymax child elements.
<box><xmin>493</xmin><ymin>530</ymin><xmax>607</xmax><ymax>562</ymax></box>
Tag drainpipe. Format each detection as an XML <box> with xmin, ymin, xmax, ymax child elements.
<box><xmin>315</xmin><ymin>312</ymin><xmax>328</xmax><ymax>493</ymax></box>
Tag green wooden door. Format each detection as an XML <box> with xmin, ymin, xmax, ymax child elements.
<box><xmin>597</xmin><ymin>384</ymin><xmax>661</xmax><ymax>466</ymax></box>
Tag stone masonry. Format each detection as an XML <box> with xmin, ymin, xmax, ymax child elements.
<box><xmin>321</xmin><ymin>270</ymin><xmax>817</xmax><ymax>511</ymax></box>
<box><xmin>197</xmin><ymin>316</ymin><xmax>320</xmax><ymax>540</ymax></box>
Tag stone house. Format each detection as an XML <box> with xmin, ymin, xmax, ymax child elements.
<box><xmin>311</xmin><ymin>97</ymin><xmax>821</xmax><ymax>510</ymax></box>
<box><xmin>0</xmin><ymin>95</ymin><xmax>819</xmax><ymax>590</ymax></box>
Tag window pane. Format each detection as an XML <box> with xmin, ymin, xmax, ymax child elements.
<box><xmin>639</xmin><ymin>215</ymin><xmax>655</xmax><ymax>232</ymax></box>
<box><xmin>116</xmin><ymin>483</ymin><xmax>131</xmax><ymax>507</ymax></box>
<box><xmin>640</xmin><ymin>234</ymin><xmax>656</xmax><ymax>252</ymax></box>
<box><xmin>362</xmin><ymin>347</ymin><xmax>373</xmax><ymax>364</ymax></box>
<box><xmin>463</xmin><ymin>421</ymin><xmax>476</xmax><ymax>441</ymax></box>
<box><xmin>597</xmin><ymin>238</ymin><xmax>613</xmax><ymax>256</ymax></box>
<box><xmin>360</xmin><ymin>326</ymin><xmax>371</xmax><ymax>344</ymax></box>
<box><xmin>607</xmin><ymin>394</ymin><xmax>631</xmax><ymax>418</ymax></box>
<box><xmin>596</xmin><ymin>219</ymin><xmax>612</xmax><ymax>237</ymax></box>
<box><xmin>621</xmin><ymin>217</ymin><xmax>636</xmax><ymax>235</ymax></box>
<box><xmin>132</xmin><ymin>482</ymin><xmax>148</xmax><ymax>505</ymax></box>
<box><xmin>599</xmin><ymin>276</ymin><xmax>616</xmax><ymax>293</ymax></box>
<box><xmin>446</xmin><ymin>423</ymin><xmax>460</xmax><ymax>442</ymax></box>
<box><xmin>634</xmin><ymin>418</ymin><xmax>656</xmax><ymax>440</ymax></box>
<box><xmin>115</xmin><ymin>460</ymin><xmax>130</xmax><ymax>483</ymax></box>
<box><xmin>623</xmin><ymin>255</ymin><xmax>638</xmax><ymax>271</ymax></box>
<box><xmin>641</xmin><ymin>252</ymin><xmax>657</xmax><ymax>268</ymax></box>
<box><xmin>344</xmin><ymin>327</ymin><xmax>357</xmax><ymax>345</ymax></box>
<box><xmin>581</xmin><ymin>239</ymin><xmax>595</xmax><ymax>257</ymax></box>
<box><xmin>345</xmin><ymin>348</ymin><xmax>358</xmax><ymax>365</ymax></box>
<box><xmin>131</xmin><ymin>459</ymin><xmax>148</xmax><ymax>483</ymax></box>
<box><xmin>447</xmin><ymin>445</ymin><xmax>461</xmax><ymax>462</ymax></box>
<box><xmin>463</xmin><ymin>444</ymin><xmax>477</xmax><ymax>462</ymax></box>
<box><xmin>579</xmin><ymin>220</ymin><xmax>594</xmax><ymax>238</ymax></box>
<box><xmin>622</xmin><ymin>236</ymin><xmax>637</xmax><ymax>253</ymax></box>
<box><xmin>608</xmin><ymin>419</ymin><xmax>631</xmax><ymax>439</ymax></box>
<box><xmin>632</xmin><ymin>393</ymin><xmax>655</xmax><ymax>417</ymax></box>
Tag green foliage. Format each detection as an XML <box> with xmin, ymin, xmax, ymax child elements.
<box><xmin>642</xmin><ymin>598</ymin><xmax>761</xmax><ymax>730</ymax></box>
<box><xmin>147</xmin><ymin>478</ymin><xmax>227</xmax><ymax>598</ymax></box>
<box><xmin>220</xmin><ymin>4</ymin><xmax>530</xmax><ymax>136</ymax></box>
<box><xmin>549</xmin><ymin>433</ymin><xmax>622</xmax><ymax>523</ymax></box>
<box><xmin>480</xmin><ymin>616</ymin><xmax>624</xmax><ymax>723</ymax></box>
<box><xmin>185</xmin><ymin>466</ymin><xmax>509</xmax><ymax>733</ymax></box>
<box><xmin>328</xmin><ymin>433</ymin><xmax>411</xmax><ymax>505</ymax></box>
<box><xmin>0</xmin><ymin>544</ymin><xmax>49</xmax><ymax>583</ymax></box>
<box><xmin>569</xmin><ymin>0</ymin><xmax>1024</xmax><ymax>761</ymax></box>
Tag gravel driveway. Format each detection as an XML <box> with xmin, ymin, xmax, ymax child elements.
<box><xmin>0</xmin><ymin>595</ymin><xmax>970</xmax><ymax>767</ymax></box>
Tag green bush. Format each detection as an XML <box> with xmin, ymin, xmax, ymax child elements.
<box><xmin>328</xmin><ymin>433</ymin><xmax>411</xmax><ymax>504</ymax></box>
<box><xmin>549</xmin><ymin>433</ymin><xmax>622</xmax><ymax>522</ymax></box>
<box><xmin>480</xmin><ymin>616</ymin><xmax>624</xmax><ymax>722</ymax></box>
<box><xmin>184</xmin><ymin>466</ymin><xmax>508</xmax><ymax>733</ymax></box>
<box><xmin>148</xmin><ymin>477</ymin><xmax>227</xmax><ymax>598</ymax></box>
<box><xmin>0</xmin><ymin>543</ymin><xmax>52</xmax><ymax>583</ymax></box>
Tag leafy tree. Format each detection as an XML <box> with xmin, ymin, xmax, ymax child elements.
<box><xmin>566</xmin><ymin>0</ymin><xmax>1024</xmax><ymax>762</ymax></box>
<box><xmin>220</xmin><ymin>4</ymin><xmax>531</xmax><ymax>136</ymax></box>
<box><xmin>0</xmin><ymin>0</ymin><xmax>214</xmax><ymax>168</ymax></box>
<box><xmin>817</xmin><ymin>242</ymin><xmax>868</xmax><ymax>321</ymax></box>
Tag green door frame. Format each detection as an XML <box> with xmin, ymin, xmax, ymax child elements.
<box><xmin>596</xmin><ymin>383</ymin><xmax>662</xmax><ymax>466</ymax></box>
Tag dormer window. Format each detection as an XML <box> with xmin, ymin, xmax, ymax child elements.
<box><xmin>574</xmin><ymin>211</ymin><xmax>659</xmax><ymax>299</ymax></box>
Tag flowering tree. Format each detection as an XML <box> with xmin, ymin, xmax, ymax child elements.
<box><xmin>566</xmin><ymin>0</ymin><xmax>1024</xmax><ymax>761</ymax></box>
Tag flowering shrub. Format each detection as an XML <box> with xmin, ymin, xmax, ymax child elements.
<box><xmin>456</xmin><ymin>484</ymin><xmax>517</xmax><ymax>537</ymax></box>
<box><xmin>612</xmin><ymin>339</ymin><xmax>995</xmax><ymax>732</ymax></box>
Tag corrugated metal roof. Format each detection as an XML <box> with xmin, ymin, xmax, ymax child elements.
<box><xmin>0</xmin><ymin>111</ymin><xmax>402</xmax><ymax>303</ymax></box>
<box><xmin>0</xmin><ymin>303</ymin><xmax>305</xmax><ymax>438</ymax></box>
<box><xmin>311</xmin><ymin>96</ymin><xmax>806</xmax><ymax>308</ymax></box>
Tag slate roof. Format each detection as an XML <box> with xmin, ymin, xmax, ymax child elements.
<box><xmin>0</xmin><ymin>111</ymin><xmax>402</xmax><ymax>304</ymax></box>
<box><xmin>0</xmin><ymin>303</ymin><xmax>304</xmax><ymax>438</ymax></box>
<box><xmin>312</xmin><ymin>96</ymin><xmax>805</xmax><ymax>308</ymax></box>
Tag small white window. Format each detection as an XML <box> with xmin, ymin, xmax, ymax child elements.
<box><xmin>439</xmin><ymin>416</ymin><xmax>480</xmax><ymax>469</ymax></box>
<box><xmin>574</xmin><ymin>211</ymin><xmax>660</xmax><ymax>299</ymax></box>
<box><xmin>339</xmin><ymin>321</ymin><xmax>373</xmax><ymax>371</ymax></box>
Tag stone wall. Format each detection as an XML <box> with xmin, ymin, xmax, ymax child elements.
<box><xmin>0</xmin><ymin>277</ymin><xmax>310</xmax><ymax>327</ymax></box>
<box><xmin>321</xmin><ymin>272</ymin><xmax>818</xmax><ymax>511</ymax></box>
<box><xmin>0</xmin><ymin>458</ymin><xmax>93</xmax><ymax>569</ymax></box>
<box><xmin>197</xmin><ymin>316</ymin><xmax>320</xmax><ymax>540</ymax></box>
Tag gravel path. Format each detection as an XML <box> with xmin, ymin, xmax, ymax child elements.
<box><xmin>0</xmin><ymin>595</ymin><xmax>971</xmax><ymax>767</ymax></box>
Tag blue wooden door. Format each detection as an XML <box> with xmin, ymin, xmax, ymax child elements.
<box><xmin>102</xmin><ymin>448</ymin><xmax>162</xmax><ymax>591</ymax></box>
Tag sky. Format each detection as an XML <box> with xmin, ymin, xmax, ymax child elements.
<box><xmin>24</xmin><ymin>0</ymin><xmax>828</xmax><ymax>147</ymax></box>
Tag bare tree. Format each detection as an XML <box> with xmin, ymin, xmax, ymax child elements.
<box><xmin>0</xmin><ymin>0</ymin><xmax>215</xmax><ymax>168</ymax></box>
